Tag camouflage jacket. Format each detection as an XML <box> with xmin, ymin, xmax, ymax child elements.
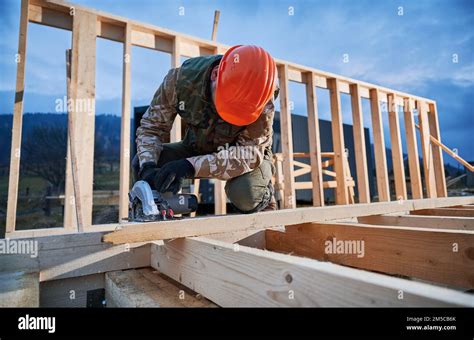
<box><xmin>136</xmin><ymin>55</ymin><xmax>277</xmax><ymax>180</ymax></box>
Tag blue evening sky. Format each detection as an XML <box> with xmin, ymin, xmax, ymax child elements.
<box><xmin>0</xmin><ymin>0</ymin><xmax>473</xmax><ymax>164</ymax></box>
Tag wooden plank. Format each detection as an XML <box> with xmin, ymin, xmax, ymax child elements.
<box><xmin>387</xmin><ymin>94</ymin><xmax>407</xmax><ymax>200</ymax></box>
<box><xmin>266</xmin><ymin>222</ymin><xmax>474</xmax><ymax>289</ymax></box>
<box><xmin>305</xmin><ymin>72</ymin><xmax>324</xmax><ymax>206</ymax></box>
<box><xmin>417</xmin><ymin>100</ymin><xmax>437</xmax><ymax>198</ymax></box>
<box><xmin>102</xmin><ymin>196</ymin><xmax>474</xmax><ymax>244</ymax></box>
<box><xmin>403</xmin><ymin>99</ymin><xmax>423</xmax><ymax>199</ymax></box>
<box><xmin>105</xmin><ymin>268</ymin><xmax>216</xmax><ymax>307</ymax></box>
<box><xmin>170</xmin><ymin>36</ymin><xmax>181</xmax><ymax>142</ymax></box>
<box><xmin>214</xmin><ymin>180</ymin><xmax>227</xmax><ymax>215</ymax></box>
<box><xmin>411</xmin><ymin>208</ymin><xmax>474</xmax><ymax>218</ymax></box>
<box><xmin>277</xmin><ymin>64</ymin><xmax>295</xmax><ymax>208</ymax></box>
<box><xmin>211</xmin><ymin>10</ymin><xmax>220</xmax><ymax>41</ymax></box>
<box><xmin>327</xmin><ymin>78</ymin><xmax>348</xmax><ymax>205</ymax></box>
<box><xmin>428</xmin><ymin>103</ymin><xmax>447</xmax><ymax>197</ymax></box>
<box><xmin>119</xmin><ymin>23</ymin><xmax>132</xmax><ymax>222</ymax></box>
<box><xmin>369</xmin><ymin>89</ymin><xmax>390</xmax><ymax>201</ymax></box>
<box><xmin>0</xmin><ymin>271</ymin><xmax>39</xmax><ymax>307</ymax></box>
<box><xmin>63</xmin><ymin>9</ymin><xmax>97</xmax><ymax>230</ymax></box>
<box><xmin>6</xmin><ymin>0</ymin><xmax>29</xmax><ymax>234</ymax></box>
<box><xmin>358</xmin><ymin>215</ymin><xmax>474</xmax><ymax>230</ymax></box>
<box><xmin>349</xmin><ymin>83</ymin><xmax>370</xmax><ymax>203</ymax></box>
<box><xmin>150</xmin><ymin>238</ymin><xmax>472</xmax><ymax>307</ymax></box>
<box><xmin>0</xmin><ymin>231</ymin><xmax>151</xmax><ymax>282</ymax></box>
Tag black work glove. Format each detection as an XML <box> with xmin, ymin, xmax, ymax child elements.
<box><xmin>138</xmin><ymin>162</ymin><xmax>160</xmax><ymax>189</ymax></box>
<box><xmin>154</xmin><ymin>159</ymin><xmax>195</xmax><ymax>194</ymax></box>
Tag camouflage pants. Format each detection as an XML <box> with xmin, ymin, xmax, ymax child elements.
<box><xmin>132</xmin><ymin>142</ymin><xmax>274</xmax><ymax>213</ymax></box>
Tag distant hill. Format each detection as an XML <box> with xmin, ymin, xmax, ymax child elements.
<box><xmin>0</xmin><ymin>113</ymin><xmax>133</xmax><ymax>167</ymax></box>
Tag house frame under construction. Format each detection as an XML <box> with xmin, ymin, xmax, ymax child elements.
<box><xmin>1</xmin><ymin>0</ymin><xmax>473</xmax><ymax>308</ymax></box>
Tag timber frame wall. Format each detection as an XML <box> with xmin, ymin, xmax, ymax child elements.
<box><xmin>6</xmin><ymin>0</ymin><xmax>449</xmax><ymax>237</ymax></box>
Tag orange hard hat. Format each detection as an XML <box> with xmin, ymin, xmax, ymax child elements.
<box><xmin>215</xmin><ymin>45</ymin><xmax>277</xmax><ymax>126</ymax></box>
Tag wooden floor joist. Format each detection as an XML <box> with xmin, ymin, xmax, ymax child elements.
<box><xmin>411</xmin><ymin>208</ymin><xmax>474</xmax><ymax>218</ymax></box>
<box><xmin>358</xmin><ymin>214</ymin><xmax>474</xmax><ymax>230</ymax></box>
<box><xmin>150</xmin><ymin>238</ymin><xmax>473</xmax><ymax>307</ymax></box>
<box><xmin>103</xmin><ymin>196</ymin><xmax>474</xmax><ymax>244</ymax></box>
<box><xmin>266</xmin><ymin>222</ymin><xmax>474</xmax><ymax>289</ymax></box>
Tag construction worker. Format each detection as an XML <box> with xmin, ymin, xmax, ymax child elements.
<box><xmin>132</xmin><ymin>45</ymin><xmax>279</xmax><ymax>213</ymax></box>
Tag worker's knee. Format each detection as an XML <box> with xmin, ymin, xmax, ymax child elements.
<box><xmin>225</xmin><ymin>160</ymin><xmax>273</xmax><ymax>213</ymax></box>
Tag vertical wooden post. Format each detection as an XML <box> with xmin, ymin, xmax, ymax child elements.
<box><xmin>327</xmin><ymin>78</ymin><xmax>348</xmax><ymax>205</ymax></box>
<box><xmin>211</xmin><ymin>10</ymin><xmax>220</xmax><ymax>42</ymax></box>
<box><xmin>6</xmin><ymin>0</ymin><xmax>29</xmax><ymax>234</ymax></box>
<box><xmin>170</xmin><ymin>36</ymin><xmax>181</xmax><ymax>142</ymax></box>
<box><xmin>369</xmin><ymin>89</ymin><xmax>390</xmax><ymax>202</ymax></box>
<box><xmin>214</xmin><ymin>180</ymin><xmax>226</xmax><ymax>215</ymax></box>
<box><xmin>305</xmin><ymin>72</ymin><xmax>324</xmax><ymax>206</ymax></box>
<box><xmin>417</xmin><ymin>100</ymin><xmax>437</xmax><ymax>198</ymax></box>
<box><xmin>64</xmin><ymin>9</ymin><xmax>97</xmax><ymax>231</ymax></box>
<box><xmin>387</xmin><ymin>94</ymin><xmax>407</xmax><ymax>200</ymax></box>
<box><xmin>118</xmin><ymin>24</ymin><xmax>132</xmax><ymax>222</ymax></box>
<box><xmin>278</xmin><ymin>64</ymin><xmax>295</xmax><ymax>209</ymax></box>
<box><xmin>349</xmin><ymin>83</ymin><xmax>370</xmax><ymax>203</ymax></box>
<box><xmin>428</xmin><ymin>102</ymin><xmax>447</xmax><ymax>197</ymax></box>
<box><xmin>403</xmin><ymin>99</ymin><xmax>423</xmax><ymax>199</ymax></box>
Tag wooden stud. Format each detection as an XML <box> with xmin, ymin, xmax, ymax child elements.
<box><xmin>369</xmin><ymin>88</ymin><xmax>390</xmax><ymax>201</ymax></box>
<box><xmin>327</xmin><ymin>78</ymin><xmax>348</xmax><ymax>205</ymax></box>
<box><xmin>150</xmin><ymin>238</ymin><xmax>473</xmax><ymax>307</ymax></box>
<box><xmin>387</xmin><ymin>94</ymin><xmax>407</xmax><ymax>200</ymax></box>
<box><xmin>417</xmin><ymin>101</ymin><xmax>437</xmax><ymax>198</ymax></box>
<box><xmin>63</xmin><ymin>9</ymin><xmax>97</xmax><ymax>230</ymax></box>
<box><xmin>428</xmin><ymin>103</ymin><xmax>447</xmax><ymax>197</ymax></box>
<box><xmin>349</xmin><ymin>83</ymin><xmax>370</xmax><ymax>203</ymax></box>
<box><xmin>267</xmin><ymin>223</ymin><xmax>474</xmax><ymax>289</ymax></box>
<box><xmin>403</xmin><ymin>99</ymin><xmax>423</xmax><ymax>199</ymax></box>
<box><xmin>170</xmin><ymin>36</ymin><xmax>181</xmax><ymax>142</ymax></box>
<box><xmin>119</xmin><ymin>23</ymin><xmax>132</xmax><ymax>222</ymax></box>
<box><xmin>277</xmin><ymin>64</ymin><xmax>296</xmax><ymax>208</ymax></box>
<box><xmin>214</xmin><ymin>180</ymin><xmax>226</xmax><ymax>215</ymax></box>
<box><xmin>6</xmin><ymin>0</ymin><xmax>29</xmax><ymax>235</ymax></box>
<box><xmin>305</xmin><ymin>72</ymin><xmax>324</xmax><ymax>206</ymax></box>
<box><xmin>211</xmin><ymin>10</ymin><xmax>220</xmax><ymax>42</ymax></box>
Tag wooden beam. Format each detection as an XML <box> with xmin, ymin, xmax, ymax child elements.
<box><xmin>63</xmin><ymin>9</ymin><xmax>97</xmax><ymax>230</ymax></box>
<box><xmin>150</xmin><ymin>238</ymin><xmax>472</xmax><ymax>306</ymax></box>
<box><xmin>0</xmin><ymin>231</ymin><xmax>151</xmax><ymax>282</ymax></box>
<box><xmin>278</xmin><ymin>64</ymin><xmax>295</xmax><ymax>208</ymax></box>
<box><xmin>403</xmin><ymin>99</ymin><xmax>423</xmax><ymax>199</ymax></box>
<box><xmin>305</xmin><ymin>72</ymin><xmax>324</xmax><ymax>206</ymax></box>
<box><xmin>417</xmin><ymin>100</ymin><xmax>437</xmax><ymax>198</ymax></box>
<box><xmin>350</xmin><ymin>83</ymin><xmax>370</xmax><ymax>203</ymax></box>
<box><xmin>6</xmin><ymin>0</ymin><xmax>29</xmax><ymax>234</ymax></box>
<box><xmin>119</xmin><ymin>23</ymin><xmax>132</xmax><ymax>222</ymax></box>
<box><xmin>369</xmin><ymin>89</ymin><xmax>390</xmax><ymax>201</ymax></box>
<box><xmin>428</xmin><ymin>102</ymin><xmax>447</xmax><ymax>197</ymax></box>
<box><xmin>327</xmin><ymin>78</ymin><xmax>348</xmax><ymax>205</ymax></box>
<box><xmin>387</xmin><ymin>94</ymin><xmax>407</xmax><ymax>200</ymax></box>
<box><xmin>105</xmin><ymin>268</ymin><xmax>216</xmax><ymax>307</ymax></box>
<box><xmin>102</xmin><ymin>196</ymin><xmax>474</xmax><ymax>244</ymax></box>
<box><xmin>411</xmin><ymin>208</ymin><xmax>474</xmax><ymax>218</ymax></box>
<box><xmin>358</xmin><ymin>214</ymin><xmax>474</xmax><ymax>230</ymax></box>
<box><xmin>266</xmin><ymin>222</ymin><xmax>474</xmax><ymax>289</ymax></box>
<box><xmin>211</xmin><ymin>10</ymin><xmax>220</xmax><ymax>42</ymax></box>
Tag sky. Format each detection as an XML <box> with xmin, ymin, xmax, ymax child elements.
<box><xmin>0</xmin><ymin>0</ymin><xmax>473</xmax><ymax>165</ymax></box>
